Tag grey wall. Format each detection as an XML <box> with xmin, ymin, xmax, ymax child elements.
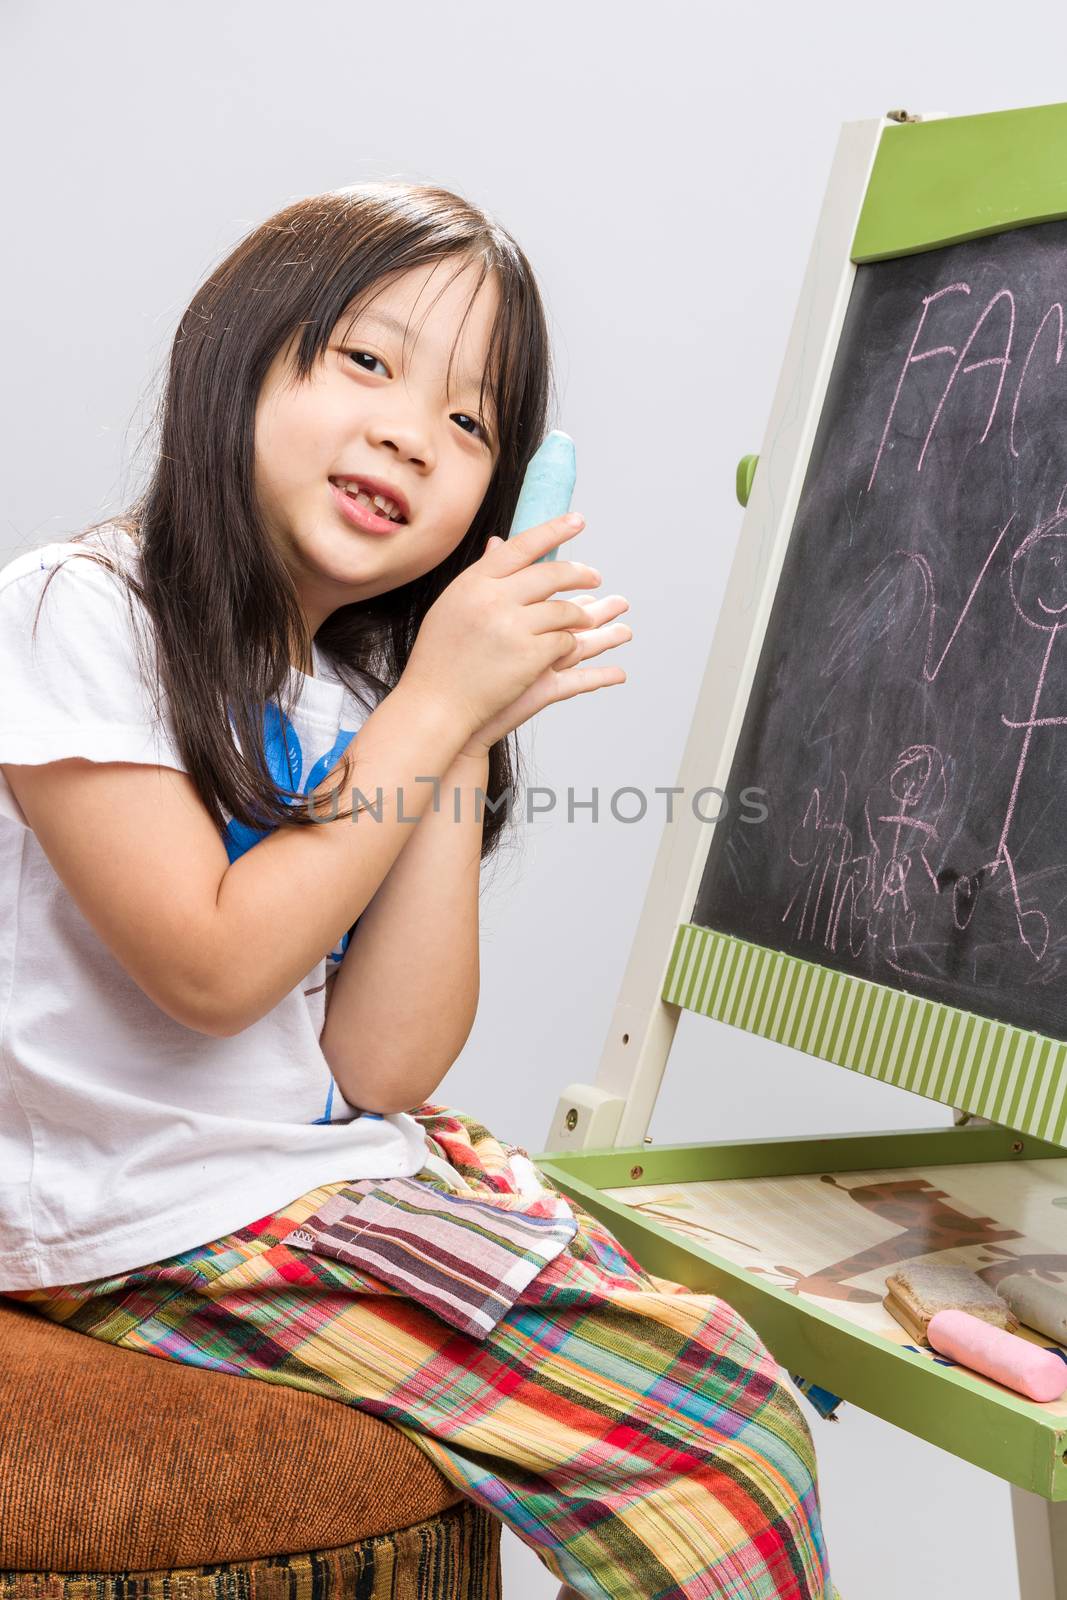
<box><xmin>5</xmin><ymin>3</ymin><xmax>1062</xmax><ymax>1593</ymax></box>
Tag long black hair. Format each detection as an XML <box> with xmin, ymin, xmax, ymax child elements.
<box><xmin>56</xmin><ymin>181</ymin><xmax>556</xmax><ymax>865</ymax></box>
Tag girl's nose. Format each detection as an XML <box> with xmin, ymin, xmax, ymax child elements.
<box><xmin>366</xmin><ymin>414</ymin><xmax>433</xmax><ymax>470</ymax></box>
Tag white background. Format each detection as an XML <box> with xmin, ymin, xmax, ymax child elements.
<box><xmin>5</xmin><ymin>3</ymin><xmax>1064</xmax><ymax>1593</ymax></box>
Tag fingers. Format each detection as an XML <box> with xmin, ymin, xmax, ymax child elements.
<box><xmin>554</xmin><ymin>663</ymin><xmax>628</xmax><ymax>698</ymax></box>
<box><xmin>526</xmin><ymin>597</ymin><xmax>603</xmax><ymax>636</ymax></box>
<box><xmin>548</xmin><ymin>635</ymin><xmax>584</xmax><ymax>670</ymax></box>
<box><xmin>529</xmin><ymin>593</ymin><xmax>630</xmax><ymax>636</ymax></box>
<box><xmin>556</xmin><ymin>616</ymin><xmax>633</xmax><ymax>664</ymax></box>
<box><xmin>545</xmin><ymin>594</ymin><xmax>633</xmax><ymax>676</ymax></box>
<box><xmin>485</xmin><ymin>512</ymin><xmax>587</xmax><ymax>571</ymax></box>
<box><xmin>581</xmin><ymin>618</ymin><xmax>633</xmax><ymax>659</ymax></box>
<box><xmin>482</xmin><ymin>517</ymin><xmax>633</xmax><ymax>692</ymax></box>
<box><xmin>484</xmin><ymin>514</ymin><xmax>615</xmax><ymax>610</ymax></box>
<box><xmin>572</xmin><ymin>593</ymin><xmax>630</xmax><ymax>625</ymax></box>
<box><xmin>485</xmin><ymin>512</ymin><xmax>583</xmax><ymax>560</ymax></box>
<box><xmin>507</xmin><ymin>560</ymin><xmax>604</xmax><ymax>606</ymax></box>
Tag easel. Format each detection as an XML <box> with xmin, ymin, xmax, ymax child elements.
<box><xmin>534</xmin><ymin>103</ymin><xmax>1067</xmax><ymax>1599</ymax></box>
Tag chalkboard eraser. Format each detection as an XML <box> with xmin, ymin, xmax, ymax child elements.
<box><xmin>736</xmin><ymin>454</ymin><xmax>759</xmax><ymax>508</ymax></box>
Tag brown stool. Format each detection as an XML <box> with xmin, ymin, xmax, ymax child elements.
<box><xmin>0</xmin><ymin>1296</ymin><xmax>501</xmax><ymax>1598</ymax></box>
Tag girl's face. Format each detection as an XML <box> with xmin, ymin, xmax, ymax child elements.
<box><xmin>254</xmin><ymin>256</ymin><xmax>500</xmax><ymax>655</ymax></box>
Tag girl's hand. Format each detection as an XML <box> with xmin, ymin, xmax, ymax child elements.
<box><xmin>400</xmin><ymin>514</ymin><xmax>608</xmax><ymax>745</ymax></box>
<box><xmin>457</xmin><ymin>585</ymin><xmax>632</xmax><ymax>758</ymax></box>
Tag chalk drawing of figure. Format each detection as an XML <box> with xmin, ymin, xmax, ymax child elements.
<box><xmin>802</xmin><ymin>504</ymin><xmax>1067</xmax><ymax>969</ymax></box>
<box><xmin>946</xmin><ymin>510</ymin><xmax>1067</xmax><ymax>962</ymax></box>
<box><xmin>783</xmin><ymin>744</ymin><xmax>947</xmax><ymax>971</ymax></box>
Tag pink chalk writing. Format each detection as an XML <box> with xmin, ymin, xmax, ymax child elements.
<box><xmin>1010</xmin><ymin>302</ymin><xmax>1065</xmax><ymax>459</ymax></box>
<box><xmin>867</xmin><ymin>283</ymin><xmax>970</xmax><ymax>491</ymax></box>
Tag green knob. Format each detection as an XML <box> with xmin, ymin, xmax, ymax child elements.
<box><xmin>736</xmin><ymin>454</ymin><xmax>759</xmax><ymax>508</ymax></box>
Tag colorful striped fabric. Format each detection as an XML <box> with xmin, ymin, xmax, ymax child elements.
<box><xmin>5</xmin><ymin>1102</ymin><xmax>838</xmax><ymax>1600</ymax></box>
<box><xmin>286</xmin><ymin>1172</ymin><xmax>579</xmax><ymax>1339</ymax></box>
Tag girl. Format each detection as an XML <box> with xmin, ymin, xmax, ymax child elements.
<box><xmin>0</xmin><ymin>182</ymin><xmax>836</xmax><ymax>1599</ymax></box>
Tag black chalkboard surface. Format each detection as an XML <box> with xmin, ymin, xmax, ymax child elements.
<box><xmin>694</xmin><ymin>216</ymin><xmax>1067</xmax><ymax>1043</ymax></box>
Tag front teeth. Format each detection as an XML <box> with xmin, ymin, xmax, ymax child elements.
<box><xmin>337</xmin><ymin>481</ymin><xmax>402</xmax><ymax>521</ymax></box>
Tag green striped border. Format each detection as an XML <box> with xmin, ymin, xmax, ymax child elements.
<box><xmin>853</xmin><ymin>103</ymin><xmax>1067</xmax><ymax>262</ymax></box>
<box><xmin>663</xmin><ymin>925</ymin><xmax>1067</xmax><ymax>1147</ymax></box>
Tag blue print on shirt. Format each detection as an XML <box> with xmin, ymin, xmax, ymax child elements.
<box><xmin>223</xmin><ymin>702</ymin><xmax>311</xmax><ymax>863</ymax></box>
<box><xmin>220</xmin><ymin>702</ymin><xmax>379</xmax><ymax>1123</ymax></box>
<box><xmin>222</xmin><ymin>705</ymin><xmax>357</xmax><ymax>881</ymax></box>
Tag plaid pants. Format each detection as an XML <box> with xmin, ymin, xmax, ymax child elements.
<box><xmin>6</xmin><ymin>1102</ymin><xmax>837</xmax><ymax>1599</ymax></box>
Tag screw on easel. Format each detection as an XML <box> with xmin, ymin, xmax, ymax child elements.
<box><xmin>565</xmin><ymin>1108</ymin><xmax>578</xmax><ymax>1131</ymax></box>
<box><xmin>886</xmin><ymin>109</ymin><xmax>923</xmax><ymax>123</ymax></box>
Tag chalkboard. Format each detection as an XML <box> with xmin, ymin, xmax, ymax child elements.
<box><xmin>694</xmin><ymin>216</ymin><xmax>1067</xmax><ymax>1044</ymax></box>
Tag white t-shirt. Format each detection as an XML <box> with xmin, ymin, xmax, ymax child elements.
<box><xmin>0</xmin><ymin>524</ymin><xmax>428</xmax><ymax>1291</ymax></box>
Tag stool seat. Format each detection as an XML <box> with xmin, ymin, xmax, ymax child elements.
<box><xmin>0</xmin><ymin>1296</ymin><xmax>488</xmax><ymax>1575</ymax></box>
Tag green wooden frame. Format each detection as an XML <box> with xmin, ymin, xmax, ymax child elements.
<box><xmin>853</xmin><ymin>102</ymin><xmax>1067</xmax><ymax>261</ymax></box>
<box><xmin>532</xmin><ymin>1125</ymin><xmax>1067</xmax><ymax>1497</ymax></box>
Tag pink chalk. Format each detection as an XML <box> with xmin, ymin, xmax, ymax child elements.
<box><xmin>927</xmin><ymin>1309</ymin><xmax>1067</xmax><ymax>1403</ymax></box>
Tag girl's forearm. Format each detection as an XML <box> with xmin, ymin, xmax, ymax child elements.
<box><xmin>208</xmin><ymin>685</ymin><xmax>471</xmax><ymax>1035</ymax></box>
<box><xmin>320</xmin><ymin>750</ymin><xmax>489</xmax><ymax>1114</ymax></box>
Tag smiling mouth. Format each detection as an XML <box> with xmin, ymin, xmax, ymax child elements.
<box><xmin>328</xmin><ymin>478</ymin><xmax>407</xmax><ymax>523</ymax></box>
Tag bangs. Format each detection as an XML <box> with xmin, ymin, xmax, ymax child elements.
<box><xmin>289</xmin><ymin>241</ymin><xmax>543</xmax><ymax>470</ymax></box>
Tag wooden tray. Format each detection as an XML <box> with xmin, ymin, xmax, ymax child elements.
<box><xmin>533</xmin><ymin>1123</ymin><xmax>1067</xmax><ymax>1497</ymax></box>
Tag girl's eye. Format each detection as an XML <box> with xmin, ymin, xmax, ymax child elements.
<box><xmin>346</xmin><ymin>350</ymin><xmax>389</xmax><ymax>376</ymax></box>
<box><xmin>452</xmin><ymin>412</ymin><xmax>489</xmax><ymax>444</ymax></box>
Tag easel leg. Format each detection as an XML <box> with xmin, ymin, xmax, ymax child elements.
<box><xmin>1011</xmin><ymin>1485</ymin><xmax>1067</xmax><ymax>1598</ymax></box>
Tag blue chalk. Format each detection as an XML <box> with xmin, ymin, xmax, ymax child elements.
<box><xmin>507</xmin><ymin>430</ymin><xmax>576</xmax><ymax>564</ymax></box>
